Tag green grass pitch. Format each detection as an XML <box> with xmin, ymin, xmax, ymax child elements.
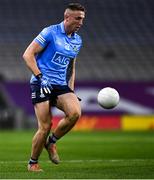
<box><xmin>0</xmin><ymin>130</ymin><xmax>154</xmax><ymax>179</ymax></box>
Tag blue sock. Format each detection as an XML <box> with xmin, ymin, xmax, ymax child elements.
<box><xmin>48</xmin><ymin>134</ymin><xmax>59</xmax><ymax>144</ymax></box>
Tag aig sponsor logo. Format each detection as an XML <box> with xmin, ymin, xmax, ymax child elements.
<box><xmin>51</xmin><ymin>52</ymin><xmax>72</xmax><ymax>67</ymax></box>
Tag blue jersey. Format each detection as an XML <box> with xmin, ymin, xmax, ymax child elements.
<box><xmin>30</xmin><ymin>22</ymin><xmax>82</xmax><ymax>85</ymax></box>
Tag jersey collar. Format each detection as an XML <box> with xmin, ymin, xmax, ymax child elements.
<box><xmin>60</xmin><ymin>22</ymin><xmax>75</xmax><ymax>38</ymax></box>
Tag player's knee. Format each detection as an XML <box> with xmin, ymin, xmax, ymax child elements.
<box><xmin>68</xmin><ymin>111</ymin><xmax>81</xmax><ymax>123</ymax></box>
<box><xmin>39</xmin><ymin>123</ymin><xmax>51</xmax><ymax>136</ymax></box>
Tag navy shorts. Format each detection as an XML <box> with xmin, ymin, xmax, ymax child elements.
<box><xmin>30</xmin><ymin>82</ymin><xmax>74</xmax><ymax>105</ymax></box>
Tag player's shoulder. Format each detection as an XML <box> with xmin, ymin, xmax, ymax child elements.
<box><xmin>44</xmin><ymin>23</ymin><xmax>62</xmax><ymax>35</ymax></box>
<box><xmin>41</xmin><ymin>25</ymin><xmax>55</xmax><ymax>34</ymax></box>
<box><xmin>39</xmin><ymin>24</ymin><xmax>58</xmax><ymax>39</ymax></box>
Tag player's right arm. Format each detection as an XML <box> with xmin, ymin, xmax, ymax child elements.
<box><xmin>23</xmin><ymin>27</ymin><xmax>51</xmax><ymax>76</ymax></box>
<box><xmin>23</xmin><ymin>27</ymin><xmax>53</xmax><ymax>94</ymax></box>
<box><xmin>22</xmin><ymin>41</ymin><xmax>43</xmax><ymax>76</ymax></box>
<box><xmin>23</xmin><ymin>42</ymin><xmax>52</xmax><ymax>94</ymax></box>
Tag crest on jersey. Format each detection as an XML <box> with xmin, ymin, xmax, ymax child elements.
<box><xmin>64</xmin><ymin>43</ymin><xmax>70</xmax><ymax>50</ymax></box>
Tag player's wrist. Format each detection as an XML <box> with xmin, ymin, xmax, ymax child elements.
<box><xmin>35</xmin><ymin>73</ymin><xmax>43</xmax><ymax>80</ymax></box>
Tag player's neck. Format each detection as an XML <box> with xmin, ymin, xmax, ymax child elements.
<box><xmin>64</xmin><ymin>21</ymin><xmax>73</xmax><ymax>37</ymax></box>
<box><xmin>65</xmin><ymin>29</ymin><xmax>73</xmax><ymax>37</ymax></box>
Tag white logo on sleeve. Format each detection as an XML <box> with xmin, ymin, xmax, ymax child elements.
<box><xmin>31</xmin><ymin>92</ymin><xmax>36</xmax><ymax>99</ymax></box>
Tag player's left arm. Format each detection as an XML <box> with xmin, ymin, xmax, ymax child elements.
<box><xmin>68</xmin><ymin>58</ymin><xmax>76</xmax><ymax>91</ymax></box>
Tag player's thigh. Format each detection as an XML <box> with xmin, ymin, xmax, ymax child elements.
<box><xmin>34</xmin><ymin>100</ymin><xmax>52</xmax><ymax>128</ymax></box>
<box><xmin>56</xmin><ymin>92</ymin><xmax>81</xmax><ymax>117</ymax></box>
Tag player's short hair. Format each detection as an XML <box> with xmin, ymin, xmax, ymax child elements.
<box><xmin>66</xmin><ymin>3</ymin><xmax>85</xmax><ymax>12</ymax></box>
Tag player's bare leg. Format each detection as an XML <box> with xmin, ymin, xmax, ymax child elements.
<box><xmin>45</xmin><ymin>93</ymin><xmax>81</xmax><ymax>164</ymax></box>
<box><xmin>28</xmin><ymin>101</ymin><xmax>52</xmax><ymax>172</ymax></box>
<box><xmin>55</xmin><ymin>93</ymin><xmax>81</xmax><ymax>137</ymax></box>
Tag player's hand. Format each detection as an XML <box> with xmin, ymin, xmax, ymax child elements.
<box><xmin>35</xmin><ymin>73</ymin><xmax>53</xmax><ymax>94</ymax></box>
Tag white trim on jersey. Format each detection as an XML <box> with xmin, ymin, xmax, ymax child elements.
<box><xmin>36</xmin><ymin>34</ymin><xmax>46</xmax><ymax>44</ymax></box>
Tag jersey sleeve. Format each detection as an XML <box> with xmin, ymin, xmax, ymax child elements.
<box><xmin>34</xmin><ymin>27</ymin><xmax>51</xmax><ymax>48</ymax></box>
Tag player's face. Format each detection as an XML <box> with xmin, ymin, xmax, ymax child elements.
<box><xmin>67</xmin><ymin>10</ymin><xmax>85</xmax><ymax>33</ymax></box>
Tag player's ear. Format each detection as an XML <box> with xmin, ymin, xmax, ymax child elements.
<box><xmin>64</xmin><ymin>10</ymin><xmax>68</xmax><ymax>19</ymax></box>
<box><xmin>64</xmin><ymin>9</ymin><xmax>71</xmax><ymax>20</ymax></box>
